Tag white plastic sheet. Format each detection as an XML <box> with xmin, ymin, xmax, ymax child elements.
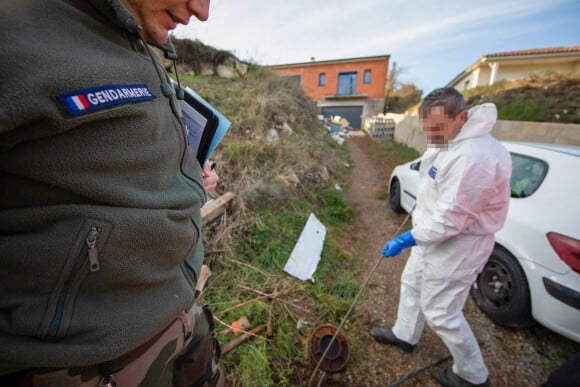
<box><xmin>283</xmin><ymin>213</ymin><xmax>326</xmax><ymax>281</ymax></box>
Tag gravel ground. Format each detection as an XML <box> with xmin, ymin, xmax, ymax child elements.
<box><xmin>317</xmin><ymin>135</ymin><xmax>579</xmax><ymax>387</ymax></box>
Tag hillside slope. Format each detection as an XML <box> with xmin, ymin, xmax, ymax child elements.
<box><xmin>464</xmin><ymin>74</ymin><xmax>579</xmax><ymax>124</ymax></box>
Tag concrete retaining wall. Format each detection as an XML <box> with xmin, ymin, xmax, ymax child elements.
<box><xmin>391</xmin><ymin>114</ymin><xmax>580</xmax><ymax>153</ymax></box>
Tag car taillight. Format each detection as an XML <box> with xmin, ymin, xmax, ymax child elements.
<box><xmin>547</xmin><ymin>232</ymin><xmax>580</xmax><ymax>274</ymax></box>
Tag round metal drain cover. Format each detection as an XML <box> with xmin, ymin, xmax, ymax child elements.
<box><xmin>310</xmin><ymin>324</ymin><xmax>350</xmax><ymax>372</ymax></box>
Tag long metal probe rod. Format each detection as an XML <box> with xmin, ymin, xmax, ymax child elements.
<box><xmin>387</xmin><ymin>353</ymin><xmax>451</xmax><ymax>387</ymax></box>
<box><xmin>307</xmin><ymin>211</ymin><xmax>412</xmax><ymax>387</ymax></box>
<box><xmin>387</xmin><ymin>342</ymin><xmax>484</xmax><ymax>386</ymax></box>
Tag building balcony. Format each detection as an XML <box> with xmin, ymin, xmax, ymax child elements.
<box><xmin>323</xmin><ymin>93</ymin><xmax>369</xmax><ymax>101</ymax></box>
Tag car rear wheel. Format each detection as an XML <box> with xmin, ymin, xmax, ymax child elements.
<box><xmin>470</xmin><ymin>246</ymin><xmax>535</xmax><ymax>328</ymax></box>
<box><xmin>389</xmin><ymin>179</ymin><xmax>405</xmax><ymax>213</ymax></box>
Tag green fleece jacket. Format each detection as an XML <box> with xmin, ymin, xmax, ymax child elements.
<box><xmin>0</xmin><ymin>0</ymin><xmax>207</xmax><ymax>374</ymax></box>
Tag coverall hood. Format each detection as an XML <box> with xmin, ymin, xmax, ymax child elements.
<box><xmin>454</xmin><ymin>103</ymin><xmax>498</xmax><ymax>142</ymax></box>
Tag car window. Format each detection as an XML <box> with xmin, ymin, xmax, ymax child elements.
<box><xmin>509</xmin><ymin>152</ymin><xmax>549</xmax><ymax>198</ymax></box>
<box><xmin>410</xmin><ymin>161</ymin><xmax>421</xmax><ymax>171</ymax></box>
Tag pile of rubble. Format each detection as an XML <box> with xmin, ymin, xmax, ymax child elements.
<box><xmin>319</xmin><ymin>115</ymin><xmax>357</xmax><ymax>145</ymax></box>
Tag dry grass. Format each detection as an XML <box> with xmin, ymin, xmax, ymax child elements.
<box><xmin>178</xmin><ymin>67</ymin><xmax>357</xmax><ymax>385</ymax></box>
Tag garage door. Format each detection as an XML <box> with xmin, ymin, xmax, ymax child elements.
<box><xmin>321</xmin><ymin>106</ymin><xmax>363</xmax><ymax>130</ymax></box>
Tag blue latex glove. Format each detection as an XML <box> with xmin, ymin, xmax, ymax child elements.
<box><xmin>381</xmin><ymin>231</ymin><xmax>416</xmax><ymax>258</ymax></box>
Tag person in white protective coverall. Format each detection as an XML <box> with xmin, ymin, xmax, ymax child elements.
<box><xmin>371</xmin><ymin>88</ymin><xmax>512</xmax><ymax>387</ymax></box>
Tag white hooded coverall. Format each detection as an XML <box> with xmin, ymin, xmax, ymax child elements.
<box><xmin>392</xmin><ymin>103</ymin><xmax>512</xmax><ymax>384</ymax></box>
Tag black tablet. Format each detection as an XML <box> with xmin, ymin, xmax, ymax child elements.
<box><xmin>180</xmin><ymin>89</ymin><xmax>219</xmax><ymax>165</ymax></box>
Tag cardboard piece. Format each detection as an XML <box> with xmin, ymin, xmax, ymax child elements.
<box><xmin>283</xmin><ymin>213</ymin><xmax>326</xmax><ymax>281</ymax></box>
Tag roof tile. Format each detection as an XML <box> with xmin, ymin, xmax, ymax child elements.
<box><xmin>484</xmin><ymin>46</ymin><xmax>580</xmax><ymax>58</ymax></box>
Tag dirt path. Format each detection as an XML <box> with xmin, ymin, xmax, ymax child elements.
<box><xmin>323</xmin><ymin>135</ymin><xmax>579</xmax><ymax>386</ymax></box>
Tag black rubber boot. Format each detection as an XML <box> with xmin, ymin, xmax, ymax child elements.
<box><xmin>432</xmin><ymin>367</ymin><xmax>489</xmax><ymax>387</ymax></box>
<box><xmin>370</xmin><ymin>327</ymin><xmax>415</xmax><ymax>353</ymax></box>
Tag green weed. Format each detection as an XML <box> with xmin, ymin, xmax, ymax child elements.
<box><xmin>496</xmin><ymin>93</ymin><xmax>548</xmax><ymax>122</ymax></box>
<box><xmin>175</xmin><ymin>66</ymin><xmax>415</xmax><ymax>384</ymax></box>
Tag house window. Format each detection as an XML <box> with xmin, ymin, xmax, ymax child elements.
<box><xmin>283</xmin><ymin>75</ymin><xmax>301</xmax><ymax>86</ymax></box>
<box><xmin>337</xmin><ymin>72</ymin><xmax>357</xmax><ymax>95</ymax></box>
<box><xmin>319</xmin><ymin>73</ymin><xmax>326</xmax><ymax>86</ymax></box>
<box><xmin>363</xmin><ymin>70</ymin><xmax>372</xmax><ymax>84</ymax></box>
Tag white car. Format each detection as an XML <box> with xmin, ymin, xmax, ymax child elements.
<box><xmin>387</xmin><ymin>142</ymin><xmax>580</xmax><ymax>343</ymax></box>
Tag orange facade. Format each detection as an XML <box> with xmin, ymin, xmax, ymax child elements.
<box><xmin>270</xmin><ymin>55</ymin><xmax>389</xmax><ymax>101</ymax></box>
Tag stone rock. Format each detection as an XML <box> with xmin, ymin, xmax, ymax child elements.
<box><xmin>266</xmin><ymin>129</ymin><xmax>279</xmax><ymax>145</ymax></box>
<box><xmin>279</xmin><ymin>122</ymin><xmax>294</xmax><ymax>136</ymax></box>
<box><xmin>166</xmin><ymin>37</ymin><xmax>249</xmax><ymax>78</ymax></box>
<box><xmin>274</xmin><ymin>172</ymin><xmax>300</xmax><ymax>187</ymax></box>
<box><xmin>318</xmin><ymin>166</ymin><xmax>330</xmax><ymax>180</ymax></box>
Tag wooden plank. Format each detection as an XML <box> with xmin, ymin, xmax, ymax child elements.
<box><xmin>195</xmin><ymin>264</ymin><xmax>212</xmax><ymax>294</ymax></box>
<box><xmin>221</xmin><ymin>325</ymin><xmax>267</xmax><ymax>355</ymax></box>
<box><xmin>201</xmin><ymin>192</ymin><xmax>235</xmax><ymax>224</ymax></box>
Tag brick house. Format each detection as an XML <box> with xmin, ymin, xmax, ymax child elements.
<box><xmin>447</xmin><ymin>46</ymin><xmax>580</xmax><ymax>92</ymax></box>
<box><xmin>269</xmin><ymin>55</ymin><xmax>390</xmax><ymax>129</ymax></box>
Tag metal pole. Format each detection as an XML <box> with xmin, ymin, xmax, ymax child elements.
<box><xmin>307</xmin><ymin>211</ymin><xmax>412</xmax><ymax>386</ymax></box>
<box><xmin>387</xmin><ymin>342</ymin><xmax>484</xmax><ymax>386</ymax></box>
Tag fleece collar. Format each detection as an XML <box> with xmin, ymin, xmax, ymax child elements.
<box><xmin>85</xmin><ymin>0</ymin><xmax>177</xmax><ymax>57</ymax></box>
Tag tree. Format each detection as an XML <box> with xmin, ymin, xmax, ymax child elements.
<box><xmin>384</xmin><ymin>61</ymin><xmax>401</xmax><ymax>112</ymax></box>
<box><xmin>384</xmin><ymin>62</ymin><xmax>422</xmax><ymax>113</ymax></box>
<box><xmin>388</xmin><ymin>83</ymin><xmax>423</xmax><ymax>113</ymax></box>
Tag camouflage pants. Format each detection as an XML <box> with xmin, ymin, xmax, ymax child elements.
<box><xmin>4</xmin><ymin>300</ymin><xmax>223</xmax><ymax>387</ymax></box>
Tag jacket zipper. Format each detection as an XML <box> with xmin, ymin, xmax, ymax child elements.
<box><xmin>86</xmin><ymin>226</ymin><xmax>101</xmax><ymax>272</ymax></box>
<box><xmin>46</xmin><ymin>226</ymin><xmax>102</xmax><ymax>338</ymax></box>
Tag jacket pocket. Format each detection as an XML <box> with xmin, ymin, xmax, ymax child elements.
<box><xmin>43</xmin><ymin>219</ymin><xmax>112</xmax><ymax>340</ymax></box>
<box><xmin>182</xmin><ymin>219</ymin><xmax>203</xmax><ymax>290</ymax></box>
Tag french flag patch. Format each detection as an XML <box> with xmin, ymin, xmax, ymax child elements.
<box><xmin>58</xmin><ymin>84</ymin><xmax>156</xmax><ymax>116</ymax></box>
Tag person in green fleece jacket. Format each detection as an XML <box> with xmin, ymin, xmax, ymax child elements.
<box><xmin>0</xmin><ymin>0</ymin><xmax>224</xmax><ymax>385</ymax></box>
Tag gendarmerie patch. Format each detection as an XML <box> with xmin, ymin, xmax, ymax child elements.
<box><xmin>428</xmin><ymin>165</ymin><xmax>438</xmax><ymax>180</ymax></box>
<box><xmin>58</xmin><ymin>84</ymin><xmax>156</xmax><ymax>116</ymax></box>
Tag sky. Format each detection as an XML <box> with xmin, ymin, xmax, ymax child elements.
<box><xmin>174</xmin><ymin>0</ymin><xmax>580</xmax><ymax>95</ymax></box>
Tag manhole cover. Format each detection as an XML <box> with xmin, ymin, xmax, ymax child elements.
<box><xmin>310</xmin><ymin>324</ymin><xmax>350</xmax><ymax>372</ymax></box>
